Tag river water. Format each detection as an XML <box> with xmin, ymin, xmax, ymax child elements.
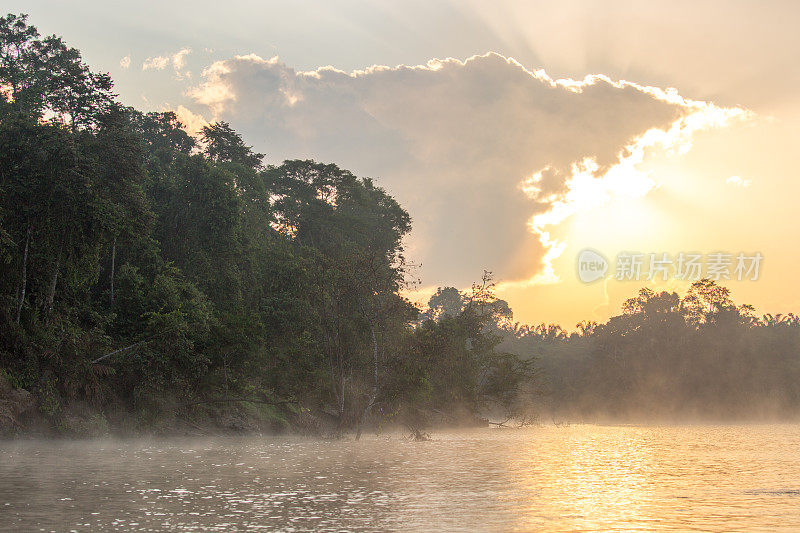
<box><xmin>1</xmin><ymin>424</ymin><xmax>799</xmax><ymax>531</ymax></box>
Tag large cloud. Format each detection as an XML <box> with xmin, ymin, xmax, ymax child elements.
<box><xmin>186</xmin><ymin>52</ymin><xmax>743</xmax><ymax>287</ymax></box>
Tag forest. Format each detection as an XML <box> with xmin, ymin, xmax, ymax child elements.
<box><xmin>1</xmin><ymin>13</ymin><xmax>799</xmax><ymax>437</ymax></box>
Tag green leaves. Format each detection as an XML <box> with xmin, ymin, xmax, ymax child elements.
<box><xmin>0</xmin><ymin>13</ymin><xmax>116</xmax><ymax>129</ymax></box>
<box><xmin>201</xmin><ymin>121</ymin><xmax>264</xmax><ymax>169</ymax></box>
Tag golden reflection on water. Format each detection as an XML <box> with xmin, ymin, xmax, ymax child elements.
<box><xmin>508</xmin><ymin>427</ymin><xmax>656</xmax><ymax>531</ymax></box>
<box><xmin>505</xmin><ymin>425</ymin><xmax>800</xmax><ymax>532</ymax></box>
<box><xmin>1</xmin><ymin>425</ymin><xmax>799</xmax><ymax>531</ymax></box>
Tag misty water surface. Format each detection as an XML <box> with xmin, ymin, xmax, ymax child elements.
<box><xmin>1</xmin><ymin>425</ymin><xmax>799</xmax><ymax>531</ymax></box>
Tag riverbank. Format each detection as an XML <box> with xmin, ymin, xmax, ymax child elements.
<box><xmin>0</xmin><ymin>374</ymin><xmax>493</xmax><ymax>439</ymax></box>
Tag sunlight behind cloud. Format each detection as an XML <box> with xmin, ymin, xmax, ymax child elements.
<box><xmin>175</xmin><ymin>52</ymin><xmax>750</xmax><ymax>303</ymax></box>
<box><xmin>517</xmin><ymin>99</ymin><xmax>749</xmax><ymax>287</ymax></box>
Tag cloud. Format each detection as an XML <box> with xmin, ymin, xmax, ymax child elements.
<box><xmin>185</xmin><ymin>52</ymin><xmax>747</xmax><ymax>288</ymax></box>
<box><xmin>142</xmin><ymin>55</ymin><xmax>170</xmax><ymax>71</ymax></box>
<box><xmin>172</xmin><ymin>104</ymin><xmax>208</xmax><ymax>136</ymax></box>
<box><xmin>726</xmin><ymin>175</ymin><xmax>752</xmax><ymax>187</ymax></box>
<box><xmin>120</xmin><ymin>56</ymin><xmax>131</xmax><ymax>69</ymax></box>
<box><xmin>172</xmin><ymin>48</ymin><xmax>191</xmax><ymax>70</ymax></box>
<box><xmin>172</xmin><ymin>48</ymin><xmax>192</xmax><ymax>79</ymax></box>
<box><xmin>142</xmin><ymin>48</ymin><xmax>192</xmax><ymax>77</ymax></box>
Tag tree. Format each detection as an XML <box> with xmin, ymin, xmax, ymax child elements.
<box><xmin>201</xmin><ymin>122</ymin><xmax>264</xmax><ymax>169</ymax></box>
<box><xmin>128</xmin><ymin>109</ymin><xmax>196</xmax><ymax>160</ymax></box>
<box><xmin>425</xmin><ymin>287</ymin><xmax>465</xmax><ymax>321</ymax></box>
<box><xmin>0</xmin><ymin>14</ymin><xmax>114</xmax><ymax>129</ymax></box>
<box><xmin>267</xmin><ymin>159</ymin><xmax>413</xmax><ymax>430</ymax></box>
<box><xmin>0</xmin><ymin>13</ymin><xmax>43</xmax><ymax>114</ymax></box>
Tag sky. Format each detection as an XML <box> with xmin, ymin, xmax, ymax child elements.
<box><xmin>9</xmin><ymin>0</ymin><xmax>800</xmax><ymax>327</ymax></box>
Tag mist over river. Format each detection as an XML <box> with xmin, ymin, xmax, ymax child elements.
<box><xmin>1</xmin><ymin>425</ymin><xmax>799</xmax><ymax>532</ymax></box>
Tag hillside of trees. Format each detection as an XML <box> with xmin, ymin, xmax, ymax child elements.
<box><xmin>0</xmin><ymin>14</ymin><xmax>534</xmax><ymax>436</ymax></box>
<box><xmin>1</xmin><ymin>14</ymin><xmax>799</xmax><ymax>437</ymax></box>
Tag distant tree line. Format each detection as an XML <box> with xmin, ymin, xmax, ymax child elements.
<box><xmin>496</xmin><ymin>280</ymin><xmax>800</xmax><ymax>421</ymax></box>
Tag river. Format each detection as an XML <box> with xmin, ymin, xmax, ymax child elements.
<box><xmin>1</xmin><ymin>424</ymin><xmax>799</xmax><ymax>531</ymax></box>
